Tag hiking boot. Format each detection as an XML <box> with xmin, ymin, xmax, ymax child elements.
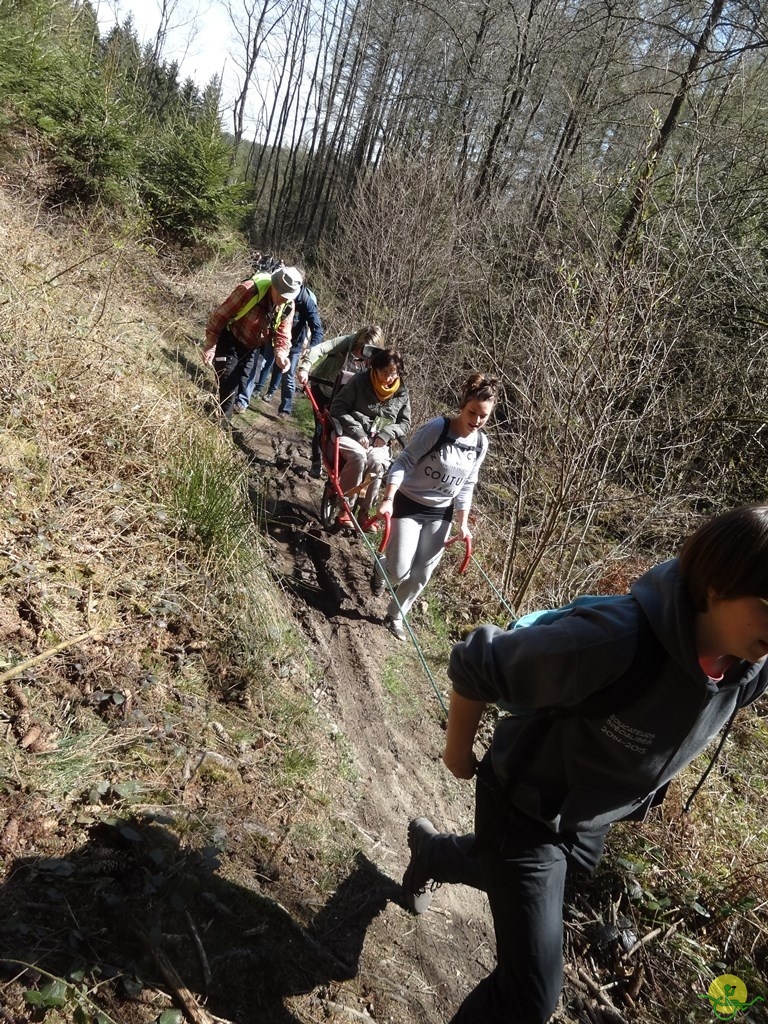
<box><xmin>370</xmin><ymin>570</ymin><xmax>385</xmax><ymax>596</ymax></box>
<box><xmin>310</xmin><ymin>462</ymin><xmax>323</xmax><ymax>479</ymax></box>
<box><xmin>403</xmin><ymin>817</ymin><xmax>440</xmax><ymax>914</ymax></box>
<box><xmin>260</xmin><ymin>392</ymin><xmax>273</xmax><ymax>403</ymax></box>
<box><xmin>233</xmin><ymin>402</ymin><xmax>247</xmax><ymax>414</ymax></box>
<box><xmin>385</xmin><ymin>615</ymin><xmax>406</xmax><ymax>641</ymax></box>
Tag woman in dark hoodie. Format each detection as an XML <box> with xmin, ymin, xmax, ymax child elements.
<box><xmin>328</xmin><ymin>347</ymin><xmax>411</xmax><ymax>526</ymax></box>
<box><xmin>402</xmin><ymin>504</ymin><xmax>768</xmax><ymax>1024</ymax></box>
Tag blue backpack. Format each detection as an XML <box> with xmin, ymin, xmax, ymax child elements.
<box><xmin>511</xmin><ymin>594</ymin><xmax>616</xmax><ymax>630</ymax></box>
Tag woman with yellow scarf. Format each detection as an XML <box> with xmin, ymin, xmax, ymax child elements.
<box><xmin>329</xmin><ymin>348</ymin><xmax>411</xmax><ymax>526</ymax></box>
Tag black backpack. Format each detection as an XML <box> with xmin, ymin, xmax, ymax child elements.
<box><xmin>250</xmin><ymin>251</ymin><xmax>284</xmax><ymax>275</ymax></box>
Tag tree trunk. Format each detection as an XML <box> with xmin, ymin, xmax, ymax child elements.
<box><xmin>613</xmin><ymin>0</ymin><xmax>727</xmax><ymax>253</ymax></box>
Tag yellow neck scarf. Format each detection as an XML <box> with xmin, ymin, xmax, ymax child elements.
<box><xmin>371</xmin><ymin>372</ymin><xmax>400</xmax><ymax>403</ymax></box>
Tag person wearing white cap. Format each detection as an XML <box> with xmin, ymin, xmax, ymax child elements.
<box><xmin>203</xmin><ymin>266</ymin><xmax>302</xmax><ymax>420</ymax></box>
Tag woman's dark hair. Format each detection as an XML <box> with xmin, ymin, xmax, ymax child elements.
<box><xmin>370</xmin><ymin>347</ymin><xmax>405</xmax><ymax>375</ymax></box>
<box><xmin>679</xmin><ymin>504</ymin><xmax>768</xmax><ymax>611</ymax></box>
<box><xmin>460</xmin><ymin>372</ymin><xmax>500</xmax><ymax>407</ymax></box>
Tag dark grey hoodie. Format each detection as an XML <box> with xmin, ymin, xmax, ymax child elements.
<box><xmin>448</xmin><ymin>559</ymin><xmax>768</xmax><ymax>833</ymax></box>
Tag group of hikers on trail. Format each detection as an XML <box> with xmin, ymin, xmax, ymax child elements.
<box><xmin>204</xmin><ymin>263</ymin><xmax>496</xmax><ymax>644</ymax></box>
<box><xmin>204</xmin><ymin>264</ymin><xmax>768</xmax><ymax>1024</ymax></box>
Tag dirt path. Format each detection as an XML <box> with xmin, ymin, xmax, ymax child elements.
<box><xmin>233</xmin><ymin>401</ymin><xmax>495</xmax><ymax>1024</ymax></box>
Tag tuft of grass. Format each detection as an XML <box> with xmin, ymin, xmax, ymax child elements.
<box><xmin>381</xmin><ymin>650</ymin><xmax>422</xmax><ymax>718</ymax></box>
<box><xmin>5</xmin><ymin>727</ymin><xmax>148</xmax><ymax>805</ymax></box>
<box><xmin>167</xmin><ymin>433</ymin><xmax>257</xmax><ymax>555</ymax></box>
<box><xmin>291</xmin><ymin>391</ymin><xmax>317</xmax><ymax>439</ymax></box>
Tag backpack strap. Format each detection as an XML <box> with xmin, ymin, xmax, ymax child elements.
<box><xmin>415</xmin><ymin>418</ymin><xmax>486</xmax><ymax>466</ymax></box>
<box><xmin>230</xmin><ymin>274</ymin><xmax>292</xmax><ymax>327</ymax></box>
<box><xmin>416</xmin><ymin>417</ymin><xmax>451</xmax><ymax>465</ymax></box>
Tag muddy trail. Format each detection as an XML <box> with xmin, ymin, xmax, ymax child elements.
<box><xmin>231</xmin><ymin>400</ymin><xmax>496</xmax><ymax>1024</ymax></box>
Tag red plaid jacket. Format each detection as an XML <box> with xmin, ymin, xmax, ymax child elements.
<box><xmin>205</xmin><ymin>275</ymin><xmax>294</xmax><ymax>360</ymax></box>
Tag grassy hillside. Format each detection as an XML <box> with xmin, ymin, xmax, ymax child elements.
<box><xmin>0</xmin><ymin>186</ymin><xmax>359</xmax><ymax>1021</ymax></box>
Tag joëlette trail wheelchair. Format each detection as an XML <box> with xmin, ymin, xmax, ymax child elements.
<box><xmin>303</xmin><ymin>382</ymin><xmax>475</xmax><ymax>578</ymax></box>
<box><xmin>303</xmin><ymin>381</ymin><xmax>391</xmax><ymax>546</ymax></box>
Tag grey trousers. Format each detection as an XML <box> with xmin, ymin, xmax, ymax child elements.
<box><xmin>337</xmin><ymin>437</ymin><xmax>391</xmax><ymax>514</ymax></box>
<box><xmin>378</xmin><ymin>513</ymin><xmax>452</xmax><ymax>622</ymax></box>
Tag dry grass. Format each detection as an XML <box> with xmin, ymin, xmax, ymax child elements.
<box><xmin>0</xmin><ymin>182</ymin><xmax>339</xmax><ymax>834</ymax></box>
<box><xmin>0</xmin><ymin>183</ymin><xmax>364</xmax><ymax>1022</ymax></box>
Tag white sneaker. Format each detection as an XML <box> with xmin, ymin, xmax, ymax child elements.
<box><xmin>385</xmin><ymin>615</ymin><xmax>406</xmax><ymax>641</ymax></box>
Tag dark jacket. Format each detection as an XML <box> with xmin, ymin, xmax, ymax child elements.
<box><xmin>290</xmin><ymin>285</ymin><xmax>324</xmax><ymax>353</ymax></box>
<box><xmin>449</xmin><ymin>559</ymin><xmax>768</xmax><ymax>833</ymax></box>
<box><xmin>329</xmin><ymin>370</ymin><xmax>411</xmax><ymax>446</ymax></box>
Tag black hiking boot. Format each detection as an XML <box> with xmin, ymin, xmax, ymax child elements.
<box><xmin>370</xmin><ymin>569</ymin><xmax>385</xmax><ymax>596</ymax></box>
<box><xmin>402</xmin><ymin>817</ymin><xmax>440</xmax><ymax>914</ymax></box>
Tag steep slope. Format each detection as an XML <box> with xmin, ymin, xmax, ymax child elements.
<box><xmin>0</xmin><ymin>187</ymin><xmax>495</xmax><ymax>1024</ymax></box>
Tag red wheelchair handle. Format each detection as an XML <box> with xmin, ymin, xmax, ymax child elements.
<box><xmin>361</xmin><ymin>511</ymin><xmax>391</xmax><ymax>552</ymax></box>
<box><xmin>445</xmin><ymin>534</ymin><xmax>472</xmax><ymax>574</ymax></box>
<box><xmin>302</xmin><ymin>381</ymin><xmax>320</xmax><ymax>414</ymax></box>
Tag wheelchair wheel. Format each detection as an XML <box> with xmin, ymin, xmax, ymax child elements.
<box><xmin>320</xmin><ymin>480</ymin><xmax>340</xmax><ymax>529</ymax></box>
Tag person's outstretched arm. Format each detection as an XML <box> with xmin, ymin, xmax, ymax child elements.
<box><xmin>442</xmin><ymin>690</ymin><xmax>486</xmax><ymax>779</ymax></box>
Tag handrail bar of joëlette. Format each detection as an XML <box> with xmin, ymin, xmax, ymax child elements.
<box><xmin>443</xmin><ymin>533</ymin><xmax>472</xmax><ymax>574</ymax></box>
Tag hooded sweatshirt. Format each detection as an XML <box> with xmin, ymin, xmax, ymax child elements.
<box><xmin>448</xmin><ymin>559</ymin><xmax>768</xmax><ymax>834</ymax></box>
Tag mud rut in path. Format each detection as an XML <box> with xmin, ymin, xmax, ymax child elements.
<box><xmin>232</xmin><ymin>402</ymin><xmax>496</xmax><ymax>1024</ymax></box>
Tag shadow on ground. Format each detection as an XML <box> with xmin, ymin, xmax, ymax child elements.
<box><xmin>0</xmin><ymin>817</ymin><xmax>401</xmax><ymax>1023</ymax></box>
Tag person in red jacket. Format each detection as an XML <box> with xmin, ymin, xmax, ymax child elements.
<box><xmin>203</xmin><ymin>266</ymin><xmax>301</xmax><ymax>420</ymax></box>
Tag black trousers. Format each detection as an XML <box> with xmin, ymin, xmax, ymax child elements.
<box><xmin>213</xmin><ymin>329</ymin><xmax>258</xmax><ymax>419</ymax></box>
<box><xmin>426</xmin><ymin>755</ymin><xmax>606</xmax><ymax>1024</ymax></box>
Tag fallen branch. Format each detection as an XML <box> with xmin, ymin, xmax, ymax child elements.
<box><xmin>623</xmin><ymin>918</ymin><xmax>682</xmax><ymax>959</ymax></box>
<box><xmin>323</xmin><ymin>999</ymin><xmax>374</xmax><ymax>1022</ymax></box>
<box><xmin>0</xmin><ymin>628</ymin><xmax>103</xmax><ymax>685</ymax></box>
<box><xmin>185</xmin><ymin>910</ymin><xmax>212</xmax><ymax>992</ymax></box>
<box><xmin>564</xmin><ymin>966</ymin><xmax>628</xmax><ymax>1024</ymax></box>
<box><xmin>134</xmin><ymin>928</ymin><xmax>213</xmax><ymax>1024</ymax></box>
<box><xmin>43</xmin><ymin>245</ymin><xmax>114</xmax><ymax>286</ymax></box>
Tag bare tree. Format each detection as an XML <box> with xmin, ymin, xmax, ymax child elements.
<box><xmin>613</xmin><ymin>0</ymin><xmax>727</xmax><ymax>252</ymax></box>
<box><xmin>224</xmin><ymin>0</ymin><xmax>292</xmax><ymax>150</ymax></box>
